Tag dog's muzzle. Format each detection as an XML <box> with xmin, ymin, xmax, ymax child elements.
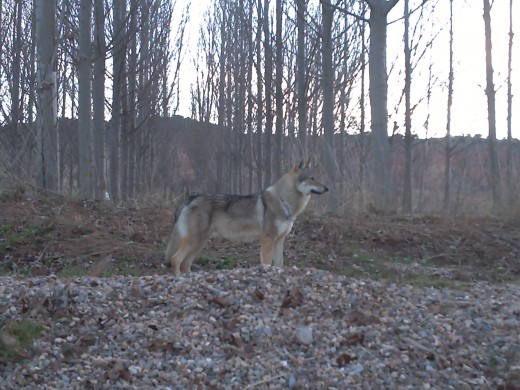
<box><xmin>311</xmin><ymin>186</ymin><xmax>329</xmax><ymax>194</ymax></box>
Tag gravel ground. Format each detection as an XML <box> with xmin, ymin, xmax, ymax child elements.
<box><xmin>1</xmin><ymin>266</ymin><xmax>520</xmax><ymax>389</ymax></box>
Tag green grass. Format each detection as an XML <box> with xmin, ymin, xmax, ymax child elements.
<box><xmin>196</xmin><ymin>255</ymin><xmax>236</xmax><ymax>271</ymax></box>
<box><xmin>0</xmin><ymin>319</ymin><xmax>42</xmax><ymax>360</ymax></box>
<box><xmin>337</xmin><ymin>252</ymin><xmax>466</xmax><ymax>289</ymax></box>
<box><xmin>0</xmin><ymin>224</ymin><xmax>15</xmax><ymax>234</ymax></box>
<box><xmin>56</xmin><ymin>266</ymin><xmax>88</xmax><ymax>278</ymax></box>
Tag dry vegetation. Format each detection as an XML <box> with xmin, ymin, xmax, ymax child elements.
<box><xmin>1</xmin><ymin>174</ymin><xmax>519</xmax><ymax>287</ymax></box>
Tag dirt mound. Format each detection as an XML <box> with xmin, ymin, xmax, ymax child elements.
<box><xmin>0</xmin><ymin>180</ymin><xmax>519</xmax><ymax>284</ymax></box>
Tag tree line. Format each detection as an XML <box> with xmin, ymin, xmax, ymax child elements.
<box><xmin>0</xmin><ymin>0</ymin><xmax>517</xmax><ymax>213</ymax></box>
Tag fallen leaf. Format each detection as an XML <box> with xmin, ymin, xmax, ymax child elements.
<box><xmin>252</xmin><ymin>287</ymin><xmax>265</xmax><ymax>301</ymax></box>
<box><xmin>345</xmin><ymin>309</ymin><xmax>379</xmax><ymax>326</ymax></box>
<box><xmin>347</xmin><ymin>332</ymin><xmax>365</xmax><ymax>346</ymax></box>
<box><xmin>211</xmin><ymin>296</ymin><xmax>230</xmax><ymax>308</ymax></box>
<box><xmin>281</xmin><ymin>287</ymin><xmax>304</xmax><ymax>308</ymax></box>
<box><xmin>105</xmin><ymin>360</ymin><xmax>129</xmax><ymax>381</ymax></box>
<box><xmin>336</xmin><ymin>352</ymin><xmax>353</xmax><ymax>367</ymax></box>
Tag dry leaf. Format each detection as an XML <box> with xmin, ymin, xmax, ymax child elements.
<box><xmin>252</xmin><ymin>287</ymin><xmax>265</xmax><ymax>301</ymax></box>
<box><xmin>211</xmin><ymin>296</ymin><xmax>230</xmax><ymax>308</ymax></box>
<box><xmin>281</xmin><ymin>287</ymin><xmax>304</xmax><ymax>308</ymax></box>
<box><xmin>347</xmin><ymin>332</ymin><xmax>365</xmax><ymax>346</ymax></box>
<box><xmin>336</xmin><ymin>352</ymin><xmax>353</xmax><ymax>367</ymax></box>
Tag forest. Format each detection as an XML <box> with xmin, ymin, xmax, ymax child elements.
<box><xmin>1</xmin><ymin>2</ymin><xmax>520</xmax><ymax>387</ymax></box>
<box><xmin>0</xmin><ymin>0</ymin><xmax>518</xmax><ymax>213</ymax></box>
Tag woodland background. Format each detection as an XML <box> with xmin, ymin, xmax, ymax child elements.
<box><xmin>0</xmin><ymin>0</ymin><xmax>518</xmax><ymax>214</ymax></box>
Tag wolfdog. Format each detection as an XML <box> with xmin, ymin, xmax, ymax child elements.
<box><xmin>165</xmin><ymin>159</ymin><xmax>328</xmax><ymax>274</ymax></box>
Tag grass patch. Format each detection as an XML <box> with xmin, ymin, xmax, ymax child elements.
<box><xmin>56</xmin><ymin>266</ymin><xmax>89</xmax><ymax>278</ymax></box>
<box><xmin>24</xmin><ymin>226</ymin><xmax>53</xmax><ymax>237</ymax></box>
<box><xmin>196</xmin><ymin>255</ymin><xmax>236</xmax><ymax>271</ymax></box>
<box><xmin>0</xmin><ymin>319</ymin><xmax>42</xmax><ymax>360</ymax></box>
<box><xmin>398</xmin><ymin>272</ymin><xmax>463</xmax><ymax>289</ymax></box>
<box><xmin>0</xmin><ymin>224</ymin><xmax>15</xmax><ymax>234</ymax></box>
<box><xmin>338</xmin><ymin>252</ymin><xmax>465</xmax><ymax>289</ymax></box>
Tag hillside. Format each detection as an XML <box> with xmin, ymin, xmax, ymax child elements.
<box><xmin>1</xmin><ymin>176</ymin><xmax>520</xmax><ymax>388</ymax></box>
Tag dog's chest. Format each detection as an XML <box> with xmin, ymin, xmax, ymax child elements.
<box><xmin>274</xmin><ymin>218</ymin><xmax>294</xmax><ymax>236</ymax></box>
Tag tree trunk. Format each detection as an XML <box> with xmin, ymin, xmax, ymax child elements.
<box><xmin>359</xmin><ymin>2</ymin><xmax>367</xmax><ymax>204</ymax></box>
<box><xmin>321</xmin><ymin>0</ymin><xmax>338</xmax><ymax>209</ymax></box>
<box><xmin>127</xmin><ymin>0</ymin><xmax>138</xmax><ymax>199</ymax></box>
<box><xmin>78</xmin><ymin>0</ymin><xmax>93</xmax><ymax>199</ymax></box>
<box><xmin>110</xmin><ymin>0</ymin><xmax>124</xmax><ymax>202</ymax></box>
<box><xmin>506</xmin><ymin>0</ymin><xmax>514</xmax><ymax>205</ymax></box>
<box><xmin>443</xmin><ymin>0</ymin><xmax>454</xmax><ymax>212</ymax></box>
<box><xmin>296</xmin><ymin>0</ymin><xmax>307</xmax><ymax>157</ymax></box>
<box><xmin>92</xmin><ymin>0</ymin><xmax>106</xmax><ymax>200</ymax></box>
<box><xmin>256</xmin><ymin>0</ymin><xmax>263</xmax><ymax>191</ymax></box>
<box><xmin>365</xmin><ymin>0</ymin><xmax>399</xmax><ymax>210</ymax></box>
<box><xmin>274</xmin><ymin>0</ymin><xmax>283</xmax><ymax>178</ymax></box>
<box><xmin>402</xmin><ymin>0</ymin><xmax>412</xmax><ymax>213</ymax></box>
<box><xmin>483</xmin><ymin>0</ymin><xmax>501</xmax><ymax>209</ymax></box>
<box><xmin>35</xmin><ymin>0</ymin><xmax>58</xmax><ymax>190</ymax></box>
<box><xmin>246</xmin><ymin>2</ymin><xmax>254</xmax><ymax>193</ymax></box>
<box><xmin>11</xmin><ymin>0</ymin><xmax>22</xmax><ymax>125</ymax></box>
<box><xmin>216</xmin><ymin>3</ymin><xmax>227</xmax><ymax>193</ymax></box>
<box><xmin>263</xmin><ymin>0</ymin><xmax>273</xmax><ymax>186</ymax></box>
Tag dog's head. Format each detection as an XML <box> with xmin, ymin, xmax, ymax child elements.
<box><xmin>292</xmin><ymin>159</ymin><xmax>329</xmax><ymax>195</ymax></box>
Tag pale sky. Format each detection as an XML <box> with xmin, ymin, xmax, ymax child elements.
<box><xmin>175</xmin><ymin>0</ymin><xmax>518</xmax><ymax>140</ymax></box>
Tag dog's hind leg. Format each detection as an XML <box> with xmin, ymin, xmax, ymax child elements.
<box><xmin>170</xmin><ymin>238</ymin><xmax>199</xmax><ymax>275</ymax></box>
<box><xmin>180</xmin><ymin>237</ymin><xmax>209</xmax><ymax>273</ymax></box>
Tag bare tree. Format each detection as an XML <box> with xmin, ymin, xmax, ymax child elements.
<box><xmin>109</xmin><ymin>0</ymin><xmax>124</xmax><ymax>202</ymax></box>
<box><xmin>483</xmin><ymin>0</ymin><xmax>501</xmax><ymax>209</ymax></box>
<box><xmin>402</xmin><ymin>0</ymin><xmax>412</xmax><ymax>212</ymax></box>
<box><xmin>274</xmin><ymin>0</ymin><xmax>283</xmax><ymax>178</ymax></box>
<box><xmin>256</xmin><ymin>0</ymin><xmax>264</xmax><ymax>191</ymax></box>
<box><xmin>365</xmin><ymin>0</ymin><xmax>399</xmax><ymax>210</ymax></box>
<box><xmin>216</xmin><ymin>2</ymin><xmax>227</xmax><ymax>192</ymax></box>
<box><xmin>35</xmin><ymin>0</ymin><xmax>58</xmax><ymax>190</ymax></box>
<box><xmin>321</xmin><ymin>0</ymin><xmax>339</xmax><ymax>208</ymax></box>
<box><xmin>296</xmin><ymin>0</ymin><xmax>307</xmax><ymax>156</ymax></box>
<box><xmin>92</xmin><ymin>0</ymin><xmax>106</xmax><ymax>200</ymax></box>
<box><xmin>443</xmin><ymin>0</ymin><xmax>454</xmax><ymax>212</ymax></box>
<box><xmin>506</xmin><ymin>0</ymin><xmax>514</xmax><ymax>204</ymax></box>
<box><xmin>10</xmin><ymin>0</ymin><xmax>22</xmax><ymax>126</ymax></box>
<box><xmin>263</xmin><ymin>0</ymin><xmax>273</xmax><ymax>186</ymax></box>
<box><xmin>78</xmin><ymin>0</ymin><xmax>92</xmax><ymax>199</ymax></box>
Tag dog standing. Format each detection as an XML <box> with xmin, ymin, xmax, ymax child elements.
<box><xmin>165</xmin><ymin>159</ymin><xmax>328</xmax><ymax>274</ymax></box>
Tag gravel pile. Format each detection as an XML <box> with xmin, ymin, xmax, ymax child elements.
<box><xmin>1</xmin><ymin>266</ymin><xmax>519</xmax><ymax>389</ymax></box>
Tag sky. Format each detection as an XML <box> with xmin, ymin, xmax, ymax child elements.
<box><xmin>174</xmin><ymin>0</ymin><xmax>518</xmax><ymax>140</ymax></box>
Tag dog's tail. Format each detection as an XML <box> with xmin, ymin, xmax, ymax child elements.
<box><xmin>164</xmin><ymin>197</ymin><xmax>193</xmax><ymax>264</ymax></box>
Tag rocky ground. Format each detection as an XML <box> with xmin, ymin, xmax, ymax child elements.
<box><xmin>1</xmin><ymin>267</ymin><xmax>520</xmax><ymax>389</ymax></box>
<box><xmin>1</xmin><ymin>176</ymin><xmax>520</xmax><ymax>388</ymax></box>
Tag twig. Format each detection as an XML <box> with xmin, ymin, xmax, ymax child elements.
<box><xmin>248</xmin><ymin>374</ymin><xmax>286</xmax><ymax>389</ymax></box>
<box><xmin>36</xmin><ymin>243</ymin><xmax>50</xmax><ymax>262</ymax></box>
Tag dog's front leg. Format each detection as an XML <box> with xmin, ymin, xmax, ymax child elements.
<box><xmin>260</xmin><ymin>235</ymin><xmax>274</xmax><ymax>266</ymax></box>
<box><xmin>273</xmin><ymin>237</ymin><xmax>286</xmax><ymax>267</ymax></box>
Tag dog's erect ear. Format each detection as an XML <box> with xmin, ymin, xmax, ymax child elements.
<box><xmin>292</xmin><ymin>159</ymin><xmax>305</xmax><ymax>173</ymax></box>
<box><xmin>292</xmin><ymin>158</ymin><xmax>312</xmax><ymax>173</ymax></box>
